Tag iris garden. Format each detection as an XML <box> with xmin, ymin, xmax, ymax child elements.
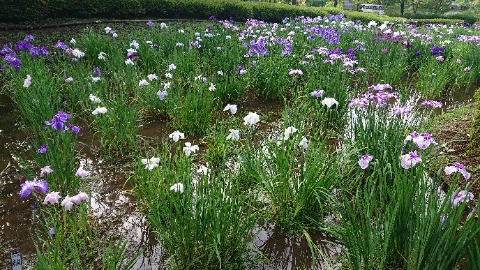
<box><xmin>1</xmin><ymin>14</ymin><xmax>480</xmax><ymax>269</ymax></box>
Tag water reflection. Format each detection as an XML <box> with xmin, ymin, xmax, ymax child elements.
<box><xmin>253</xmin><ymin>223</ymin><xmax>342</xmax><ymax>270</ymax></box>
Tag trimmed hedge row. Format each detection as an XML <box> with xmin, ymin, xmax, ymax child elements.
<box><xmin>1</xmin><ymin>0</ymin><xmax>388</xmax><ymax>23</ymax></box>
<box><xmin>0</xmin><ymin>0</ymin><xmax>467</xmax><ymax>25</ymax></box>
<box><xmin>404</xmin><ymin>12</ymin><xmax>479</xmax><ymax>25</ymax></box>
<box><xmin>407</xmin><ymin>18</ymin><xmax>464</xmax><ymax>25</ymax></box>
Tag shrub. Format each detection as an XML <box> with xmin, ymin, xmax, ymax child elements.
<box><xmin>1</xmin><ymin>0</ymin><xmax>407</xmax><ymax>23</ymax></box>
<box><xmin>45</xmin><ymin>0</ymin><xmax>107</xmax><ymax>18</ymax></box>
<box><xmin>0</xmin><ymin>0</ymin><xmax>45</xmax><ymax>22</ymax></box>
<box><xmin>218</xmin><ymin>1</ymin><xmax>253</xmax><ymax>22</ymax></box>
<box><xmin>344</xmin><ymin>10</ymin><xmax>403</xmax><ymax>23</ymax></box>
<box><xmin>103</xmin><ymin>0</ymin><xmax>146</xmax><ymax>18</ymax></box>
<box><xmin>408</xmin><ymin>18</ymin><xmax>464</xmax><ymax>25</ymax></box>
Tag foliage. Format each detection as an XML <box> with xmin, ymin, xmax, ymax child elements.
<box><xmin>134</xmin><ymin>144</ymin><xmax>257</xmax><ymax>269</ymax></box>
<box><xmin>241</xmin><ymin>128</ymin><xmax>340</xmax><ymax>233</ymax></box>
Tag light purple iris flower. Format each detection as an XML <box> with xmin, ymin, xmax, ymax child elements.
<box><xmin>358</xmin><ymin>154</ymin><xmax>373</xmax><ymax>169</ymax></box>
<box><xmin>19</xmin><ymin>179</ymin><xmax>48</xmax><ymax>199</ymax></box>
<box><xmin>400</xmin><ymin>150</ymin><xmax>422</xmax><ymax>169</ymax></box>
<box><xmin>404</xmin><ymin>131</ymin><xmax>437</xmax><ymax>150</ymax></box>
<box><xmin>157</xmin><ymin>90</ymin><xmax>168</xmax><ymax>100</ymax></box>
<box><xmin>444</xmin><ymin>162</ymin><xmax>471</xmax><ymax>180</ymax></box>
<box><xmin>43</xmin><ymin>191</ymin><xmax>61</xmax><ymax>205</ymax></box>
<box><xmin>147</xmin><ymin>21</ymin><xmax>154</xmax><ymax>26</ymax></box>
<box><xmin>61</xmin><ymin>192</ymin><xmax>89</xmax><ymax>211</ymax></box>
<box><xmin>310</xmin><ymin>89</ymin><xmax>325</xmax><ymax>98</ymax></box>
<box><xmin>75</xmin><ymin>167</ymin><xmax>89</xmax><ymax>178</ymax></box>
<box><xmin>40</xmin><ymin>166</ymin><xmax>53</xmax><ymax>177</ymax></box>
<box><xmin>392</xmin><ymin>106</ymin><xmax>410</xmax><ymax>116</ymax></box>
<box><xmin>288</xmin><ymin>69</ymin><xmax>303</xmax><ymax>76</ymax></box>
<box><xmin>451</xmin><ymin>190</ymin><xmax>474</xmax><ymax>207</ymax></box>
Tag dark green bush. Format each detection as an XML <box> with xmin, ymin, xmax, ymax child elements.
<box><xmin>250</xmin><ymin>3</ymin><xmax>331</xmax><ymax>22</ymax></box>
<box><xmin>404</xmin><ymin>11</ymin><xmax>477</xmax><ymax>24</ymax></box>
<box><xmin>440</xmin><ymin>12</ymin><xmax>478</xmax><ymax>25</ymax></box>
<box><xmin>1</xmin><ymin>0</ymin><xmax>407</xmax><ymax>24</ymax></box>
<box><xmin>408</xmin><ymin>18</ymin><xmax>464</xmax><ymax>25</ymax></box>
<box><xmin>104</xmin><ymin>0</ymin><xmax>146</xmax><ymax>18</ymax></box>
<box><xmin>0</xmin><ymin>0</ymin><xmax>46</xmax><ymax>22</ymax></box>
<box><xmin>218</xmin><ymin>1</ymin><xmax>253</xmax><ymax>22</ymax></box>
<box><xmin>45</xmin><ymin>0</ymin><xmax>107</xmax><ymax>18</ymax></box>
<box><xmin>175</xmin><ymin>0</ymin><xmax>223</xmax><ymax>20</ymax></box>
<box><xmin>344</xmin><ymin>10</ymin><xmax>402</xmax><ymax>23</ymax></box>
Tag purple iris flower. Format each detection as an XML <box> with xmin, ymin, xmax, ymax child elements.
<box><xmin>65</xmin><ymin>124</ymin><xmax>80</xmax><ymax>134</ymax></box>
<box><xmin>54</xmin><ymin>40</ymin><xmax>67</xmax><ymax>50</ymax></box>
<box><xmin>237</xmin><ymin>66</ymin><xmax>245</xmax><ymax>74</ymax></box>
<box><xmin>282</xmin><ymin>42</ymin><xmax>292</xmax><ymax>56</ymax></box>
<box><xmin>29</xmin><ymin>46</ymin><xmax>49</xmax><ymax>58</ymax></box>
<box><xmin>1</xmin><ymin>45</ymin><xmax>15</xmax><ymax>57</ymax></box>
<box><xmin>92</xmin><ymin>67</ymin><xmax>102</xmax><ymax>77</ymax></box>
<box><xmin>19</xmin><ymin>179</ymin><xmax>48</xmax><ymax>199</ymax></box>
<box><xmin>146</xmin><ymin>21</ymin><xmax>154</xmax><ymax>26</ymax></box>
<box><xmin>15</xmin><ymin>42</ymin><xmax>32</xmax><ymax>51</ymax></box>
<box><xmin>24</xmin><ymin>35</ymin><xmax>34</xmax><ymax>42</ymax></box>
<box><xmin>4</xmin><ymin>54</ymin><xmax>21</xmax><ymax>71</ymax></box>
<box><xmin>46</xmin><ymin>111</ymin><xmax>71</xmax><ymax>131</ymax></box>
<box><xmin>415</xmin><ymin>50</ymin><xmax>422</xmax><ymax>56</ymax></box>
<box><xmin>429</xmin><ymin>45</ymin><xmax>444</xmax><ymax>56</ymax></box>
<box><xmin>37</xmin><ymin>144</ymin><xmax>47</xmax><ymax>153</ymax></box>
<box><xmin>209</xmin><ymin>15</ymin><xmax>217</xmax><ymax>22</ymax></box>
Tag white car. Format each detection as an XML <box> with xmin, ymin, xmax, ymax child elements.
<box><xmin>360</xmin><ymin>4</ymin><xmax>385</xmax><ymax>15</ymax></box>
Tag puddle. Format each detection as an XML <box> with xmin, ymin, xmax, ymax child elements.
<box><xmin>252</xmin><ymin>223</ymin><xmax>342</xmax><ymax>269</ymax></box>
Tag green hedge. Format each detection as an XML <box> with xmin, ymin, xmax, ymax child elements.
<box><xmin>404</xmin><ymin>11</ymin><xmax>478</xmax><ymax>25</ymax></box>
<box><xmin>344</xmin><ymin>11</ymin><xmax>403</xmax><ymax>23</ymax></box>
<box><xmin>3</xmin><ymin>0</ymin><xmax>468</xmax><ymax>25</ymax></box>
<box><xmin>408</xmin><ymin>18</ymin><xmax>464</xmax><ymax>25</ymax></box>
<box><xmin>0</xmin><ymin>0</ymin><xmax>392</xmax><ymax>23</ymax></box>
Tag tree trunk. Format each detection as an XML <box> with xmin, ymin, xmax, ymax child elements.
<box><xmin>401</xmin><ymin>0</ymin><xmax>405</xmax><ymax>15</ymax></box>
<box><xmin>334</xmin><ymin>0</ymin><xmax>338</xmax><ymax>7</ymax></box>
